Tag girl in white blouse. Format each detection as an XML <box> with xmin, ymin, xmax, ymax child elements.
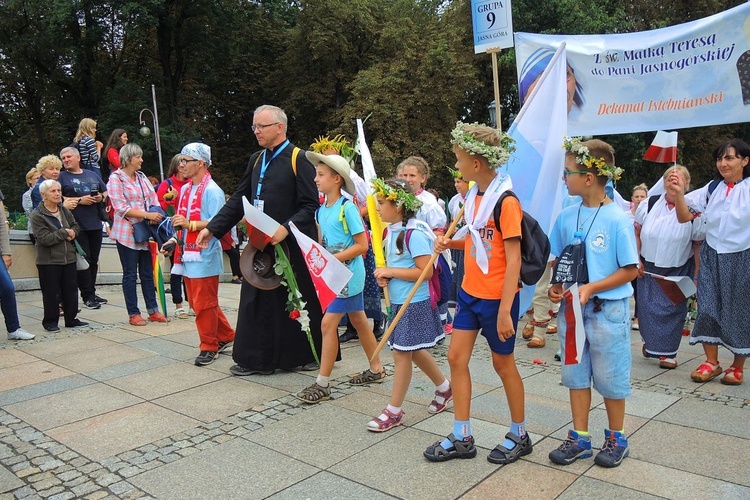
<box><xmin>671</xmin><ymin>139</ymin><xmax>750</xmax><ymax>386</ymax></box>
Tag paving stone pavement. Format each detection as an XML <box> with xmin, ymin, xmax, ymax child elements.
<box><xmin>1</xmin><ymin>284</ymin><xmax>749</xmax><ymax>499</ymax></box>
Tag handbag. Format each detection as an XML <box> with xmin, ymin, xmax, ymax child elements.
<box><xmin>132</xmin><ymin>220</ymin><xmax>151</xmax><ymax>243</ymax></box>
<box><xmin>74</xmin><ymin>240</ymin><xmax>90</xmax><ymax>271</ymax></box>
<box><xmin>126</xmin><ymin>173</ymin><xmax>156</xmax><ymax>243</ymax></box>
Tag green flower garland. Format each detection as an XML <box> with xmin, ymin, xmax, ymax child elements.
<box><xmin>371</xmin><ymin>178</ymin><xmax>423</xmax><ymax>213</ymax></box>
<box><xmin>450</xmin><ymin>121</ymin><xmax>515</xmax><ymax>168</ymax></box>
<box><xmin>562</xmin><ymin>136</ymin><xmax>624</xmax><ymax>181</ymax></box>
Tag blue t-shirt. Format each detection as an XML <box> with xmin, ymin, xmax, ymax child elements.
<box><xmin>59</xmin><ymin>170</ymin><xmax>107</xmax><ymax>231</ymax></box>
<box><xmin>180</xmin><ymin>179</ymin><xmax>226</xmax><ymax>279</ymax></box>
<box><xmin>386</xmin><ymin>226</ymin><xmax>432</xmax><ymax>304</ymax></box>
<box><xmin>317</xmin><ymin>197</ymin><xmax>365</xmax><ymax>297</ymax></box>
<box><xmin>550</xmin><ymin>202</ymin><xmax>638</xmax><ymax>300</ymax></box>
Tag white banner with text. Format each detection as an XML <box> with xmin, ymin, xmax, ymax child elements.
<box><xmin>515</xmin><ymin>3</ymin><xmax>750</xmax><ymax>135</ymax></box>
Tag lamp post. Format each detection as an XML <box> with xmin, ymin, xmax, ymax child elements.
<box><xmin>138</xmin><ymin>84</ymin><xmax>165</xmax><ymax>182</ymax></box>
<box><xmin>487</xmin><ymin>100</ymin><xmax>502</xmax><ymax>130</ymax></box>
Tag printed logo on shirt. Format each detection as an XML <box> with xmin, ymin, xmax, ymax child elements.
<box><xmin>470</xmin><ymin>239</ymin><xmax>492</xmax><ymax>259</ymax></box>
<box><xmin>589</xmin><ymin>230</ymin><xmax>609</xmax><ymax>253</ymax></box>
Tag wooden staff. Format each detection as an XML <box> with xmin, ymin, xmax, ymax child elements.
<box><xmin>370</xmin><ymin>205</ymin><xmax>466</xmax><ymax>361</ymax></box>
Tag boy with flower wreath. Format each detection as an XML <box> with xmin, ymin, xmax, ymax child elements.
<box><xmin>547</xmin><ymin>138</ymin><xmax>638</xmax><ymax>468</ymax></box>
<box><xmin>425</xmin><ymin>122</ymin><xmax>531</xmax><ymax>465</ymax></box>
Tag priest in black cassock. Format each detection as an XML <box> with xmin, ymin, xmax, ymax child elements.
<box><xmin>198</xmin><ymin>105</ymin><xmax>324</xmax><ymax>375</ymax></box>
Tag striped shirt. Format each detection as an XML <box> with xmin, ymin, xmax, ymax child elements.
<box><xmin>107</xmin><ymin>169</ymin><xmax>158</xmax><ymax>250</ymax></box>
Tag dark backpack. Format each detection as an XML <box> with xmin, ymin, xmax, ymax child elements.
<box><xmin>493</xmin><ymin>191</ymin><xmax>551</xmax><ymax>286</ymax></box>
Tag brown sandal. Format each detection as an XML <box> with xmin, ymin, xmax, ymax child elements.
<box><xmin>349</xmin><ymin>369</ymin><xmax>387</xmax><ymax>386</ymax></box>
<box><xmin>294</xmin><ymin>383</ymin><xmax>331</xmax><ymax>404</ymax></box>
<box><xmin>527</xmin><ymin>336</ymin><xmax>546</xmax><ymax>348</ymax></box>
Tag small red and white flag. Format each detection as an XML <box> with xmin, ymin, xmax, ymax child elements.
<box><xmin>288</xmin><ymin>222</ymin><xmax>353</xmax><ymax>312</ymax></box>
<box><xmin>646</xmin><ymin>273</ymin><xmax>696</xmax><ymax>305</ymax></box>
<box><xmin>563</xmin><ymin>284</ymin><xmax>587</xmax><ymax>365</ymax></box>
<box><xmin>643</xmin><ymin>131</ymin><xmax>678</xmax><ymax>163</ymax></box>
<box><xmin>242</xmin><ymin>196</ymin><xmax>280</xmax><ymax>251</ymax></box>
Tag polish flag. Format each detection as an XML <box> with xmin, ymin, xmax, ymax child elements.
<box><xmin>643</xmin><ymin>131</ymin><xmax>678</xmax><ymax>163</ymax></box>
<box><xmin>646</xmin><ymin>273</ymin><xmax>696</xmax><ymax>305</ymax></box>
<box><xmin>242</xmin><ymin>196</ymin><xmax>279</xmax><ymax>251</ymax></box>
<box><xmin>288</xmin><ymin>222</ymin><xmax>353</xmax><ymax>312</ymax></box>
<box><xmin>563</xmin><ymin>284</ymin><xmax>586</xmax><ymax>365</ymax></box>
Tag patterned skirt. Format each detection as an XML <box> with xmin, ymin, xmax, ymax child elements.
<box><xmin>388</xmin><ymin>299</ymin><xmax>445</xmax><ymax>352</ymax></box>
<box><xmin>690</xmin><ymin>244</ymin><xmax>750</xmax><ymax>355</ymax></box>
<box><xmin>639</xmin><ymin>258</ymin><xmax>694</xmax><ymax>358</ymax></box>
<box><xmin>362</xmin><ymin>242</ymin><xmax>383</xmax><ymax>321</ymax></box>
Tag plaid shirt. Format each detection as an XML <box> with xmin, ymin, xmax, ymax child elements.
<box><xmin>107</xmin><ymin>169</ymin><xmax>158</xmax><ymax>250</ymax></box>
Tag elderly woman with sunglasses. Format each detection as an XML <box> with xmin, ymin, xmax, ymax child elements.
<box><xmin>671</xmin><ymin>139</ymin><xmax>750</xmax><ymax>386</ymax></box>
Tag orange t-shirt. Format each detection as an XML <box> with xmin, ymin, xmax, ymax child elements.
<box><xmin>461</xmin><ymin>194</ymin><xmax>522</xmax><ymax>300</ymax></box>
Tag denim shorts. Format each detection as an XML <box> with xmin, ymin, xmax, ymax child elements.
<box><xmin>558</xmin><ymin>297</ymin><xmax>631</xmax><ymax>399</ymax></box>
<box><xmin>454</xmin><ymin>288</ymin><xmax>519</xmax><ymax>355</ymax></box>
<box><xmin>326</xmin><ymin>292</ymin><xmax>364</xmax><ymax>314</ymax></box>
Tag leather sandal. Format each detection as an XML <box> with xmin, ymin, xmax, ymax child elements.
<box><xmin>527</xmin><ymin>336</ymin><xmax>546</xmax><ymax>348</ymax></box>
<box><xmin>546</xmin><ymin>325</ymin><xmax>558</xmax><ymax>334</ymax></box>
<box><xmin>721</xmin><ymin>366</ymin><xmax>744</xmax><ymax>386</ymax></box>
<box><xmin>427</xmin><ymin>386</ymin><xmax>453</xmax><ymax>414</ymax></box>
<box><xmin>487</xmin><ymin>432</ymin><xmax>533</xmax><ymax>464</ymax></box>
<box><xmin>294</xmin><ymin>383</ymin><xmax>331</xmax><ymax>404</ymax></box>
<box><xmin>423</xmin><ymin>433</ymin><xmax>477</xmax><ymax>462</ymax></box>
<box><xmin>521</xmin><ymin>322</ymin><xmax>535</xmax><ymax>340</ymax></box>
<box><xmin>349</xmin><ymin>369</ymin><xmax>387</xmax><ymax>386</ymax></box>
<box><xmin>659</xmin><ymin>357</ymin><xmax>677</xmax><ymax>369</ymax></box>
<box><xmin>690</xmin><ymin>361</ymin><xmax>722</xmax><ymax>383</ymax></box>
<box><xmin>367</xmin><ymin>408</ymin><xmax>403</xmax><ymax>432</ymax></box>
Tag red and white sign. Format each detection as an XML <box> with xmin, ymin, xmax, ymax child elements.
<box><xmin>289</xmin><ymin>222</ymin><xmax>353</xmax><ymax>312</ymax></box>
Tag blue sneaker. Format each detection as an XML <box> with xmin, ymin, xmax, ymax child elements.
<box><xmin>548</xmin><ymin>430</ymin><xmax>592</xmax><ymax>465</ymax></box>
<box><xmin>594</xmin><ymin>429</ymin><xmax>629</xmax><ymax>468</ymax></box>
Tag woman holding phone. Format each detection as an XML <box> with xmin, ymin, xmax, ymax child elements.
<box><xmin>59</xmin><ymin>145</ymin><xmax>108</xmax><ymax>310</ymax></box>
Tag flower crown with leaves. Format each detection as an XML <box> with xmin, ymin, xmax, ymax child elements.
<box><xmin>450</xmin><ymin>121</ymin><xmax>515</xmax><ymax>169</ymax></box>
<box><xmin>562</xmin><ymin>136</ymin><xmax>624</xmax><ymax>181</ymax></box>
<box><xmin>448</xmin><ymin>166</ymin><xmax>465</xmax><ymax>180</ymax></box>
<box><xmin>371</xmin><ymin>177</ymin><xmax>423</xmax><ymax>213</ymax></box>
<box><xmin>310</xmin><ymin>134</ymin><xmax>358</xmax><ymax>167</ymax></box>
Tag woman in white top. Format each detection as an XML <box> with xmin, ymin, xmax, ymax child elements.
<box><xmin>671</xmin><ymin>139</ymin><xmax>750</xmax><ymax>386</ymax></box>
<box><xmin>635</xmin><ymin>166</ymin><xmax>701</xmax><ymax>369</ymax></box>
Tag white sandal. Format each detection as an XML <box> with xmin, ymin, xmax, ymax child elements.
<box><xmin>174</xmin><ymin>307</ymin><xmax>189</xmax><ymax>319</ymax></box>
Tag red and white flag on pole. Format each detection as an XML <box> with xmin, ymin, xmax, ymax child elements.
<box><xmin>288</xmin><ymin>222</ymin><xmax>353</xmax><ymax>312</ymax></box>
<box><xmin>563</xmin><ymin>284</ymin><xmax>587</xmax><ymax>365</ymax></box>
<box><xmin>242</xmin><ymin>196</ymin><xmax>280</xmax><ymax>251</ymax></box>
<box><xmin>643</xmin><ymin>131</ymin><xmax>678</xmax><ymax>163</ymax></box>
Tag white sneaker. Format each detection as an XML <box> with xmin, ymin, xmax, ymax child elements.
<box><xmin>8</xmin><ymin>328</ymin><xmax>35</xmax><ymax>340</ymax></box>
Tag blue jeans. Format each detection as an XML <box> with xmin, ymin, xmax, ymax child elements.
<box><xmin>116</xmin><ymin>243</ymin><xmax>157</xmax><ymax>316</ymax></box>
<box><xmin>0</xmin><ymin>262</ymin><xmax>20</xmax><ymax>333</ymax></box>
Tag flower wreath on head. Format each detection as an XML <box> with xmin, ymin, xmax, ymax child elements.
<box><xmin>562</xmin><ymin>136</ymin><xmax>624</xmax><ymax>181</ymax></box>
<box><xmin>371</xmin><ymin>177</ymin><xmax>423</xmax><ymax>213</ymax></box>
<box><xmin>450</xmin><ymin>121</ymin><xmax>515</xmax><ymax>169</ymax></box>
<box><xmin>310</xmin><ymin>134</ymin><xmax>358</xmax><ymax>167</ymax></box>
<box><xmin>447</xmin><ymin>166</ymin><xmax>465</xmax><ymax>180</ymax></box>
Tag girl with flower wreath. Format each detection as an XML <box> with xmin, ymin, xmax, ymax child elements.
<box><xmin>368</xmin><ymin>178</ymin><xmax>451</xmax><ymax>432</ymax></box>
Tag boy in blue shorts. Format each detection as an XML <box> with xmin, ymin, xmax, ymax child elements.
<box><xmin>424</xmin><ymin>122</ymin><xmax>530</xmax><ymax>464</ymax></box>
<box><xmin>547</xmin><ymin>138</ymin><xmax>638</xmax><ymax>468</ymax></box>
